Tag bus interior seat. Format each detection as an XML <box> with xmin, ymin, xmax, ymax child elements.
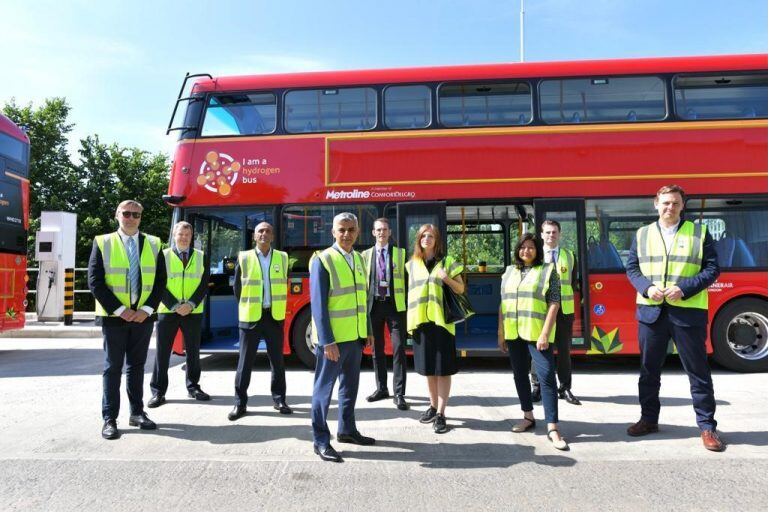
<box><xmin>627</xmin><ymin>110</ymin><xmax>637</xmax><ymax>121</ymax></box>
<box><xmin>587</xmin><ymin>237</ymin><xmax>624</xmax><ymax>270</ymax></box>
<box><xmin>685</xmin><ymin>108</ymin><xmax>698</xmax><ymax>120</ymax></box>
<box><xmin>714</xmin><ymin>235</ymin><xmax>757</xmax><ymax>267</ymax></box>
<box><xmin>517</xmin><ymin>113</ymin><xmax>527</xmax><ymax>124</ymax></box>
<box><xmin>743</xmin><ymin>106</ymin><xmax>757</xmax><ymax>118</ymax></box>
<box><xmin>600</xmin><ymin>240</ymin><xmax>624</xmax><ymax>269</ymax></box>
<box><xmin>570</xmin><ymin>112</ymin><xmax>581</xmax><ymax>123</ymax></box>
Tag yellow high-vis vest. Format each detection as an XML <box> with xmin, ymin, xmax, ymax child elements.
<box><xmin>362</xmin><ymin>246</ymin><xmax>407</xmax><ymax>312</ymax></box>
<box><xmin>238</xmin><ymin>249</ymin><xmax>289</xmax><ymax>322</ymax></box>
<box><xmin>500</xmin><ymin>263</ymin><xmax>557</xmax><ymax>342</ymax></box>
<box><xmin>310</xmin><ymin>247</ymin><xmax>368</xmax><ymax>344</ymax></box>
<box><xmin>406</xmin><ymin>255</ymin><xmax>464</xmax><ymax>336</ymax></box>
<box><xmin>555</xmin><ymin>248</ymin><xmax>575</xmax><ymax>315</ymax></box>
<box><xmin>94</xmin><ymin>232</ymin><xmax>160</xmax><ymax>316</ymax></box>
<box><xmin>158</xmin><ymin>248</ymin><xmax>205</xmax><ymax>314</ymax></box>
<box><xmin>635</xmin><ymin>220</ymin><xmax>708</xmax><ymax>310</ymax></box>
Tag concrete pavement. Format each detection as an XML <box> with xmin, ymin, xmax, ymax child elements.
<box><xmin>0</xmin><ymin>336</ymin><xmax>765</xmax><ymax>511</ymax></box>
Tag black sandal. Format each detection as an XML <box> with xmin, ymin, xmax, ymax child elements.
<box><xmin>512</xmin><ymin>417</ymin><xmax>536</xmax><ymax>433</ymax></box>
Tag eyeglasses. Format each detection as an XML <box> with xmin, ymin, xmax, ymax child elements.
<box><xmin>121</xmin><ymin>211</ymin><xmax>142</xmax><ymax>219</ymax></box>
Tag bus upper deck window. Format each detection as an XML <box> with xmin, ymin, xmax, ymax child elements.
<box><xmin>540</xmin><ymin>76</ymin><xmax>666</xmax><ymax>124</ymax></box>
<box><xmin>438</xmin><ymin>82</ymin><xmax>532</xmax><ymax>128</ymax></box>
<box><xmin>285</xmin><ymin>88</ymin><xmax>377</xmax><ymax>133</ymax></box>
<box><xmin>673</xmin><ymin>73</ymin><xmax>768</xmax><ymax>120</ymax></box>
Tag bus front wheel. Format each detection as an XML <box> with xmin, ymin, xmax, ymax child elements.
<box><xmin>711</xmin><ymin>297</ymin><xmax>768</xmax><ymax>373</ymax></box>
<box><xmin>291</xmin><ymin>307</ymin><xmax>317</xmax><ymax>369</ymax></box>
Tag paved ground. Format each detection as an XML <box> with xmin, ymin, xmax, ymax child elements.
<box><xmin>0</xmin><ymin>335</ymin><xmax>765</xmax><ymax>511</ymax></box>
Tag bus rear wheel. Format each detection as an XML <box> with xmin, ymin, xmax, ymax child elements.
<box><xmin>291</xmin><ymin>307</ymin><xmax>317</xmax><ymax>369</ymax></box>
<box><xmin>711</xmin><ymin>297</ymin><xmax>768</xmax><ymax>373</ymax></box>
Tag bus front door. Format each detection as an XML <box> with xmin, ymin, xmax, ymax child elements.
<box><xmin>533</xmin><ymin>199</ymin><xmax>590</xmax><ymax>350</ymax></box>
<box><xmin>396</xmin><ymin>202</ymin><xmax>447</xmax><ymax>257</ymax></box>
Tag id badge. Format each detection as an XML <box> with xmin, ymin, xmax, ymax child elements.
<box><xmin>379</xmin><ymin>280</ymin><xmax>389</xmax><ymax>287</ymax></box>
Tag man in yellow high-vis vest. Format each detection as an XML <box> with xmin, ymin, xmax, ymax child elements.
<box><xmin>228</xmin><ymin>222</ymin><xmax>292</xmax><ymax>421</ymax></box>
<box><xmin>530</xmin><ymin>220</ymin><xmax>581</xmax><ymax>405</ymax></box>
<box><xmin>362</xmin><ymin>218</ymin><xmax>409</xmax><ymax>410</ymax></box>
<box><xmin>310</xmin><ymin>212</ymin><xmax>375</xmax><ymax>463</ymax></box>
<box><xmin>88</xmin><ymin>200</ymin><xmax>167</xmax><ymax>440</ymax></box>
<box><xmin>626</xmin><ymin>185</ymin><xmax>723</xmax><ymax>452</ymax></box>
<box><xmin>149</xmin><ymin>221</ymin><xmax>210</xmax><ymax>408</ymax></box>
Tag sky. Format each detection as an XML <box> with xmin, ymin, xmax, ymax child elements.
<box><xmin>1</xmin><ymin>0</ymin><xmax>766</xmax><ymax>158</ymax></box>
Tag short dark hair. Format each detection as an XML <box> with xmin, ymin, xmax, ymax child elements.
<box><xmin>513</xmin><ymin>233</ymin><xmax>544</xmax><ymax>269</ymax></box>
<box><xmin>541</xmin><ymin>219</ymin><xmax>561</xmax><ymax>232</ymax></box>
<box><xmin>655</xmin><ymin>184</ymin><xmax>686</xmax><ymax>201</ymax></box>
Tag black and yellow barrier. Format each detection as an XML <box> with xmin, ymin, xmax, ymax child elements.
<box><xmin>64</xmin><ymin>268</ymin><xmax>74</xmax><ymax>325</ymax></box>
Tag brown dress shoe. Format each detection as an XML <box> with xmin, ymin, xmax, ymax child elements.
<box><xmin>627</xmin><ymin>419</ymin><xmax>659</xmax><ymax>437</ymax></box>
<box><xmin>701</xmin><ymin>430</ymin><xmax>725</xmax><ymax>452</ymax></box>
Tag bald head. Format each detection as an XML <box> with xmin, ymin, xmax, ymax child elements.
<box><xmin>253</xmin><ymin>222</ymin><xmax>274</xmax><ymax>253</ymax></box>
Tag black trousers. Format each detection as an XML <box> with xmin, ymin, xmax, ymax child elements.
<box><xmin>638</xmin><ymin>308</ymin><xmax>717</xmax><ymax>430</ymax></box>
<box><xmin>150</xmin><ymin>313</ymin><xmax>203</xmax><ymax>396</ymax></box>
<box><xmin>101</xmin><ymin>320</ymin><xmax>154</xmax><ymax>420</ymax></box>
<box><xmin>370</xmin><ymin>297</ymin><xmax>407</xmax><ymax>395</ymax></box>
<box><xmin>531</xmin><ymin>312</ymin><xmax>574</xmax><ymax>391</ymax></box>
<box><xmin>234</xmin><ymin>312</ymin><xmax>286</xmax><ymax>406</ymax></box>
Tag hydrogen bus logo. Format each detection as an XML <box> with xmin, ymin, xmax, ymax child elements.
<box><xmin>197</xmin><ymin>151</ymin><xmax>240</xmax><ymax>197</ymax></box>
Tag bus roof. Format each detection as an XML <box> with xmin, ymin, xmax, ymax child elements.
<box><xmin>192</xmin><ymin>54</ymin><xmax>768</xmax><ymax>93</ymax></box>
<box><xmin>0</xmin><ymin>113</ymin><xmax>29</xmax><ymax>144</ymax></box>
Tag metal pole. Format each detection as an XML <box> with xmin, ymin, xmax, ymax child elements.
<box><xmin>520</xmin><ymin>0</ymin><xmax>525</xmax><ymax>62</ymax></box>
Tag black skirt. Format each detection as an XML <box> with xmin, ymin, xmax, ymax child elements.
<box><xmin>412</xmin><ymin>322</ymin><xmax>459</xmax><ymax>376</ymax></box>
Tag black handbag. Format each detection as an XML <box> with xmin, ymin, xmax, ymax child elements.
<box><xmin>442</xmin><ymin>284</ymin><xmax>475</xmax><ymax>324</ymax></box>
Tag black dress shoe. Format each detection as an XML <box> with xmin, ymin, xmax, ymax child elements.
<box><xmin>102</xmin><ymin>419</ymin><xmax>120</xmax><ymax>440</ymax></box>
<box><xmin>393</xmin><ymin>395</ymin><xmax>409</xmax><ymax>411</ymax></box>
<box><xmin>273</xmin><ymin>401</ymin><xmax>293</xmax><ymax>415</ymax></box>
<box><xmin>147</xmin><ymin>395</ymin><xmax>166</xmax><ymax>408</ymax></box>
<box><xmin>228</xmin><ymin>405</ymin><xmax>247</xmax><ymax>421</ymax></box>
<box><xmin>336</xmin><ymin>431</ymin><xmax>376</xmax><ymax>445</ymax></box>
<box><xmin>559</xmin><ymin>389</ymin><xmax>582</xmax><ymax>405</ymax></box>
<box><xmin>128</xmin><ymin>412</ymin><xmax>157</xmax><ymax>430</ymax></box>
<box><xmin>366</xmin><ymin>389</ymin><xmax>390</xmax><ymax>402</ymax></box>
<box><xmin>531</xmin><ymin>385</ymin><xmax>542</xmax><ymax>403</ymax></box>
<box><xmin>188</xmin><ymin>388</ymin><xmax>211</xmax><ymax>401</ymax></box>
<box><xmin>314</xmin><ymin>444</ymin><xmax>343</xmax><ymax>462</ymax></box>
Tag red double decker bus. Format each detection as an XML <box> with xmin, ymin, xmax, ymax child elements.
<box><xmin>0</xmin><ymin>113</ymin><xmax>30</xmax><ymax>332</ymax></box>
<box><xmin>165</xmin><ymin>54</ymin><xmax>768</xmax><ymax>372</ymax></box>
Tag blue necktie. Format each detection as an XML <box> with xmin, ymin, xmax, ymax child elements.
<box><xmin>127</xmin><ymin>237</ymin><xmax>140</xmax><ymax>304</ymax></box>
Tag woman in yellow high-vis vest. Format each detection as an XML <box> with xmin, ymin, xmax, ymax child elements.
<box><xmin>498</xmin><ymin>233</ymin><xmax>568</xmax><ymax>450</ymax></box>
<box><xmin>406</xmin><ymin>224</ymin><xmax>465</xmax><ymax>434</ymax></box>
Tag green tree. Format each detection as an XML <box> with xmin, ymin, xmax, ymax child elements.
<box><xmin>3</xmin><ymin>98</ymin><xmax>171</xmax><ymax>310</ymax></box>
<box><xmin>74</xmin><ymin>135</ymin><xmax>172</xmax><ymax>266</ymax></box>
<box><xmin>2</xmin><ymin>98</ymin><xmax>80</xmax><ymax>248</ymax></box>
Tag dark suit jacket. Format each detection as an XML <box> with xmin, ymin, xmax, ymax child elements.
<box><xmin>625</xmin><ymin>221</ymin><xmax>720</xmax><ymax>327</ymax></box>
<box><xmin>88</xmin><ymin>232</ymin><xmax>167</xmax><ymax>327</ymax></box>
<box><xmin>159</xmin><ymin>249</ymin><xmax>210</xmax><ymax>318</ymax></box>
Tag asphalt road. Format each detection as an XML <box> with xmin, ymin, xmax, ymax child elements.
<box><xmin>0</xmin><ymin>337</ymin><xmax>765</xmax><ymax>511</ymax></box>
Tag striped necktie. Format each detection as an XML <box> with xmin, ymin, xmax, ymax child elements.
<box><xmin>127</xmin><ymin>237</ymin><xmax>140</xmax><ymax>304</ymax></box>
